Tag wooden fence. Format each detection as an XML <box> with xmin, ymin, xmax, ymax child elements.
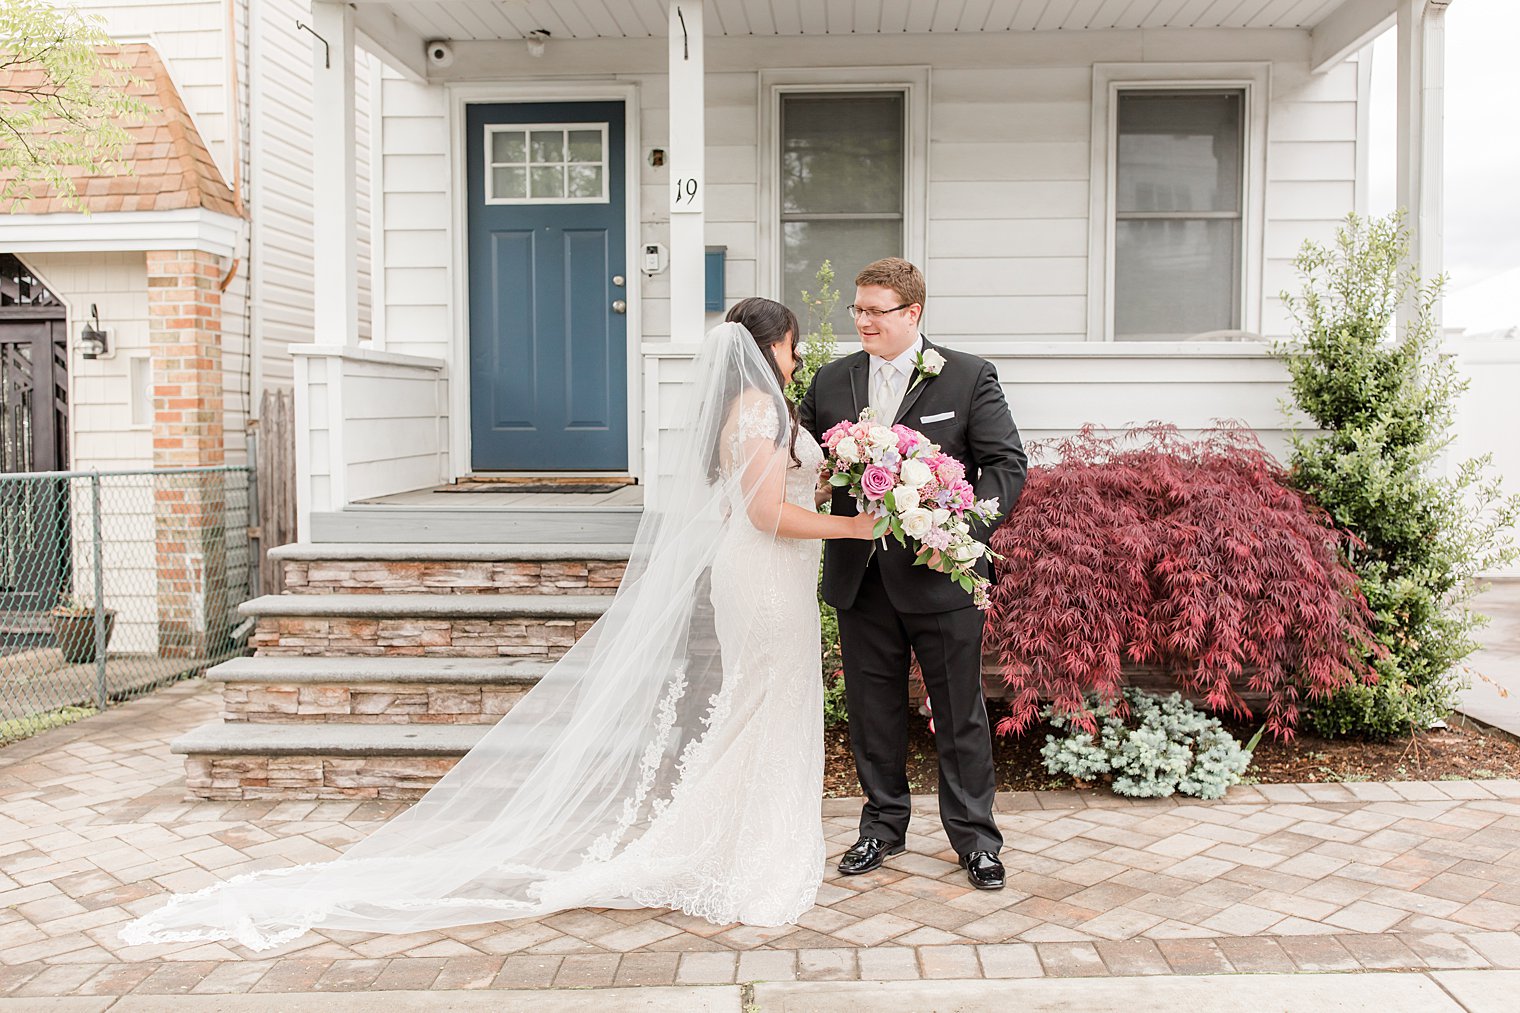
<box><xmin>253</xmin><ymin>389</ymin><xmax>297</xmax><ymax>594</ymax></box>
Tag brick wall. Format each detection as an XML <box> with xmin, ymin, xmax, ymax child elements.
<box><xmin>147</xmin><ymin>249</ymin><xmax>231</xmax><ymax>656</ymax></box>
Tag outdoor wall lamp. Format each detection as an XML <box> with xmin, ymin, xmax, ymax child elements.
<box><xmin>526</xmin><ymin>29</ymin><xmax>550</xmax><ymax>58</ymax></box>
<box><xmin>80</xmin><ymin>304</ymin><xmax>109</xmax><ymax>359</ymax></box>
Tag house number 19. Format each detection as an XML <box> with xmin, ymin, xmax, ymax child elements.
<box><xmin>672</xmin><ymin>175</ymin><xmax>703</xmax><ymax>214</ymax></box>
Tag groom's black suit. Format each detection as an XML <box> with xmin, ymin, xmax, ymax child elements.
<box><xmin>801</xmin><ymin>335</ymin><xmax>1027</xmax><ymax>857</ymax></box>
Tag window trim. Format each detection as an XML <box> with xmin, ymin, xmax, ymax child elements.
<box><xmin>757</xmin><ymin>67</ymin><xmax>929</xmax><ymax>306</ymax></box>
<box><xmin>1087</xmin><ymin>63</ymin><xmax>1270</xmax><ymax>343</ymax></box>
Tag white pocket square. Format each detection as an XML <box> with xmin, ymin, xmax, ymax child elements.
<box><xmin>919</xmin><ymin>411</ymin><xmax>955</xmax><ymax>424</ymax></box>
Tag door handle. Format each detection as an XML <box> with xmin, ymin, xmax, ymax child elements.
<box><xmin>612</xmin><ymin>300</ymin><xmax>627</xmax><ymax>314</ymax></box>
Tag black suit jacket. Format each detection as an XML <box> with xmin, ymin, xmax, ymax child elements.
<box><xmin>800</xmin><ymin>336</ymin><xmax>1027</xmax><ymax>614</ymax></box>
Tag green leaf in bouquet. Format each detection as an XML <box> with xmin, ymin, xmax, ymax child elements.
<box><xmin>872</xmin><ymin>516</ymin><xmax>891</xmax><ymax>539</ymax></box>
<box><xmin>829</xmin><ymin>472</ymin><xmax>850</xmax><ymax>487</ymax></box>
<box><xmin>883</xmin><ymin>489</ymin><xmax>896</xmax><ymax>512</ymax></box>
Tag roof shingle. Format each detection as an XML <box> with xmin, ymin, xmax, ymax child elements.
<box><xmin>3</xmin><ymin>43</ymin><xmax>243</xmax><ymax>218</ymax></box>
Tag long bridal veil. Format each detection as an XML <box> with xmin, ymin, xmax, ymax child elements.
<box><xmin>122</xmin><ymin>322</ymin><xmax>797</xmax><ymax>952</ymax></box>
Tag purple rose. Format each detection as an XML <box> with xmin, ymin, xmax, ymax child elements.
<box><xmin>860</xmin><ymin>465</ymin><xmax>895</xmax><ymax>500</ymax></box>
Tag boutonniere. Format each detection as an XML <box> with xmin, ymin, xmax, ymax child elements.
<box><xmin>907</xmin><ymin>348</ymin><xmax>945</xmax><ymax>393</ymax></box>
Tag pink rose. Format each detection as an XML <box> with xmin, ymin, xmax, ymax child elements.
<box><xmin>822</xmin><ymin>421</ymin><xmax>852</xmax><ymax>448</ymax></box>
<box><xmin>935</xmin><ymin>458</ymin><xmax>966</xmax><ymax>484</ymax></box>
<box><xmin>891</xmin><ymin>424</ymin><xmax>923</xmax><ymax>455</ymax></box>
<box><xmin>861</xmin><ymin>465</ymin><xmax>895</xmax><ymax>500</ymax></box>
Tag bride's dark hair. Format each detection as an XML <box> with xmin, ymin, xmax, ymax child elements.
<box><xmin>725</xmin><ymin>297</ymin><xmax>802</xmax><ymax>468</ymax></box>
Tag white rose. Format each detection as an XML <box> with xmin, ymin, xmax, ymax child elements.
<box><xmin>868</xmin><ymin>425</ymin><xmax>898</xmax><ymax>450</ymax></box>
<box><xmin>892</xmin><ymin>485</ymin><xmax>920</xmax><ymax>511</ymax></box>
<box><xmin>919</xmin><ymin>348</ymin><xmax>946</xmax><ymax>376</ymax></box>
<box><xmin>898</xmin><ymin>458</ymin><xmax>932</xmax><ymax>488</ymax></box>
<box><xmin>932</xmin><ymin>508</ymin><xmax>951</xmax><ymax>527</ymax></box>
<box><xmin>835</xmin><ymin>436</ymin><xmax>860</xmax><ymax>463</ymax></box>
<box><xmin>951</xmin><ymin>541</ymin><xmax>984</xmax><ymax>563</ymax></box>
<box><xmin>900</xmin><ymin>508</ymin><xmax>933</xmax><ymax>539</ymax></box>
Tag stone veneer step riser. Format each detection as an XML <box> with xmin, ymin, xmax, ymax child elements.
<box><xmin>249</xmin><ymin>616</ymin><xmax>595</xmax><ymax>659</ymax></box>
<box><xmin>282</xmin><ymin>559</ymin><xmax>626</xmax><ymax>596</ymax></box>
<box><xmin>223</xmin><ymin>682</ymin><xmax>530</xmax><ymax>725</ymax></box>
<box><xmin>186</xmin><ymin>755</ymin><xmax>460</xmax><ymax>800</ymax></box>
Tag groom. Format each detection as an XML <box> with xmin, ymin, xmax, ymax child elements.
<box><xmin>801</xmin><ymin>258</ymin><xmax>1027</xmax><ymax>890</ymax></box>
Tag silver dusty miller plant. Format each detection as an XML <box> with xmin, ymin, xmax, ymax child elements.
<box><xmin>1040</xmin><ymin>689</ymin><xmax>1258</xmax><ymax>800</ymax></box>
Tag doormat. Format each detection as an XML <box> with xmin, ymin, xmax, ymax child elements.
<box><xmin>437</xmin><ymin>481</ymin><xmax>628</xmax><ymax>495</ymax></box>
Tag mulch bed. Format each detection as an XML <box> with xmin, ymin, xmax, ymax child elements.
<box><xmin>822</xmin><ymin>700</ymin><xmax>1520</xmax><ymax>797</ymax></box>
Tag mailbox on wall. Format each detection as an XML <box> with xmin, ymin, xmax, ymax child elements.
<box><xmin>704</xmin><ymin>246</ymin><xmax>726</xmax><ymax>312</ymax></box>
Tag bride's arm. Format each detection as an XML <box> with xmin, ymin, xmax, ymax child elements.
<box><xmin>740</xmin><ymin>450</ymin><xmax>875</xmax><ymax>540</ymax></box>
<box><xmin>730</xmin><ymin>394</ymin><xmax>873</xmax><ymax>541</ymax></box>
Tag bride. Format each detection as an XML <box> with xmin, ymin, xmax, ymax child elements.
<box><xmin>122</xmin><ymin>298</ymin><xmax>876</xmax><ymax>952</ymax></box>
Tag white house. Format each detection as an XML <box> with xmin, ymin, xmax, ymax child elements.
<box><xmin>287</xmin><ymin>0</ymin><xmax>1454</xmax><ymax>547</ymax></box>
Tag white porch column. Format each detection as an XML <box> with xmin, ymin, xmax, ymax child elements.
<box><xmin>310</xmin><ymin>0</ymin><xmax>360</xmax><ymax>345</ymax></box>
<box><xmin>668</xmin><ymin>1</ymin><xmax>706</xmax><ymax>343</ymax></box>
<box><xmin>1396</xmin><ymin>0</ymin><xmax>1449</xmax><ymax>327</ymax></box>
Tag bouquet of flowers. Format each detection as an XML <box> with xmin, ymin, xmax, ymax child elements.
<box><xmin>820</xmin><ymin>408</ymin><xmax>1003</xmax><ymax>609</ymax></box>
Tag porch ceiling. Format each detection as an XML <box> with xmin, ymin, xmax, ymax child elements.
<box><xmin>362</xmin><ymin>0</ymin><xmax>1360</xmax><ymax>42</ymax></box>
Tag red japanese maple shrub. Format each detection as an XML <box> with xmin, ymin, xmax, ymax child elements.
<box><xmin>985</xmin><ymin>424</ymin><xmax>1378</xmax><ymax>740</ymax></box>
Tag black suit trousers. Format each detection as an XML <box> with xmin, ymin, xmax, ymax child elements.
<box><xmin>837</xmin><ymin>557</ymin><xmax>1003</xmax><ymax>856</ymax></box>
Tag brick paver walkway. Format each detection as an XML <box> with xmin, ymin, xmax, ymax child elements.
<box><xmin>4</xmin><ymin>680</ymin><xmax>1520</xmax><ymax>1000</ymax></box>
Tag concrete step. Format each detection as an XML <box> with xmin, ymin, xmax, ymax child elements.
<box><xmin>173</xmin><ymin>720</ymin><xmax>487</xmax><ymax>800</ymax></box>
<box><xmin>268</xmin><ymin>543</ymin><xmax>634</xmax><ymax>562</ymax></box>
<box><xmin>268</xmin><ymin>542</ymin><xmax>631</xmax><ymax>596</ymax></box>
<box><xmin>242</xmin><ymin>593</ymin><xmax>607</xmax><ymax>659</ymax></box>
<box><xmin>207</xmin><ymin>655</ymin><xmax>551</xmax><ymax>725</ymax></box>
<box><xmin>308</xmin><ymin>506</ymin><xmax>642</xmax><ymax>544</ymax></box>
<box><xmin>208</xmin><ymin>654</ymin><xmax>552</xmax><ymax>684</ymax></box>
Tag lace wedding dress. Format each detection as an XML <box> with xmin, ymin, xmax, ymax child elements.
<box><xmin>122</xmin><ymin>322</ymin><xmax>827</xmax><ymax>950</ymax></box>
<box><xmin>537</xmin><ymin>400</ymin><xmax>826</xmax><ymax>925</ymax></box>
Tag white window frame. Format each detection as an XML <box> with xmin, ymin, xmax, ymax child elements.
<box><xmin>757</xmin><ymin>67</ymin><xmax>929</xmax><ymax>303</ymax></box>
<box><xmin>483</xmin><ymin>122</ymin><xmax>611</xmax><ymax>205</ymax></box>
<box><xmin>1087</xmin><ymin>63</ymin><xmax>1270</xmax><ymax>343</ymax></box>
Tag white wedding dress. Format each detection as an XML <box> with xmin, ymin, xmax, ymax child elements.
<box><xmin>122</xmin><ymin>322</ymin><xmax>827</xmax><ymax>950</ymax></box>
<box><xmin>538</xmin><ymin>400</ymin><xmax>826</xmax><ymax>925</ymax></box>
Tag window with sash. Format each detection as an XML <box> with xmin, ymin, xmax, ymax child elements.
<box><xmin>1112</xmin><ymin>89</ymin><xmax>1245</xmax><ymax>341</ymax></box>
<box><xmin>779</xmin><ymin>92</ymin><xmax>905</xmax><ymax>334</ymax></box>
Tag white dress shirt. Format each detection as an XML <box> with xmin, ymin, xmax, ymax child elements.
<box><xmin>869</xmin><ymin>334</ymin><xmax>924</xmax><ymax>422</ymax></box>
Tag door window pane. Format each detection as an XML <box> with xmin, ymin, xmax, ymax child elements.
<box><xmin>780</xmin><ymin>92</ymin><xmax>905</xmax><ymax>335</ymax></box>
<box><xmin>529</xmin><ymin>166</ymin><xmax>564</xmax><ymax>199</ymax></box>
<box><xmin>530</xmin><ymin>130</ymin><xmax>565</xmax><ymax>163</ymax></box>
<box><xmin>568</xmin><ymin>130</ymin><xmax>603</xmax><ymax>162</ymax></box>
<box><xmin>492</xmin><ymin>166</ymin><xmax>527</xmax><ymax>200</ymax></box>
<box><xmin>491</xmin><ymin>130</ymin><xmax>525</xmax><ymax>164</ymax></box>
<box><xmin>1113</xmin><ymin>90</ymin><xmax>1244</xmax><ymax>340</ymax></box>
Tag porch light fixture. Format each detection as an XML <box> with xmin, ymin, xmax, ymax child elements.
<box><xmin>525</xmin><ymin>29</ymin><xmax>550</xmax><ymax>58</ymax></box>
<box><xmin>79</xmin><ymin>304</ymin><xmax>108</xmax><ymax>359</ymax></box>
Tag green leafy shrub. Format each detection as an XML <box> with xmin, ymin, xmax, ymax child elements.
<box><xmin>1040</xmin><ymin>689</ymin><xmax>1258</xmax><ymax>800</ymax></box>
<box><xmin>1274</xmin><ymin>212</ymin><xmax>1520</xmax><ymax>738</ymax></box>
<box><xmin>786</xmin><ymin>260</ymin><xmax>840</xmax><ymax>402</ymax></box>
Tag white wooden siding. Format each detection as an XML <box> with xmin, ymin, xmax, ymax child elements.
<box><xmin>254</xmin><ymin>0</ymin><xmax>377</xmax><ymax>387</ymax></box>
<box><xmin>375</xmin><ymin>30</ymin><xmax>1361</xmax><ymax>479</ymax></box>
<box><xmin>20</xmin><ymin>253</ymin><xmax>153</xmax><ymax>470</ymax></box>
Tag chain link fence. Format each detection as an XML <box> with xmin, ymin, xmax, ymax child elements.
<box><xmin>0</xmin><ymin>466</ymin><xmax>253</xmax><ymax>744</ymax></box>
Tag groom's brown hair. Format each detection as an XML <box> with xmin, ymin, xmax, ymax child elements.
<box><xmin>856</xmin><ymin>258</ymin><xmax>926</xmax><ymax>310</ymax></box>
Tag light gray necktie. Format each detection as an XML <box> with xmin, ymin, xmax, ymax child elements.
<box><xmin>872</xmin><ymin>364</ymin><xmax>905</xmax><ymax>422</ymax></box>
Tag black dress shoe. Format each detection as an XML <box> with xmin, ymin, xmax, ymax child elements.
<box><xmin>837</xmin><ymin>837</ymin><xmax>905</xmax><ymax>875</ymax></box>
<box><xmin>960</xmin><ymin>850</ymin><xmax>1005</xmax><ymax>890</ymax></box>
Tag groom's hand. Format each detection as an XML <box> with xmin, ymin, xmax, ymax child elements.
<box><xmin>814</xmin><ymin>469</ymin><xmax>832</xmax><ymax>509</ymax></box>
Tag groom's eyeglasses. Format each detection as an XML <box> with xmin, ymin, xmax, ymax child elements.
<box><xmin>847</xmin><ymin>302</ymin><xmax>913</xmax><ymax>321</ymax></box>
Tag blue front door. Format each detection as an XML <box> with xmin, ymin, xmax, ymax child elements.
<box><xmin>466</xmin><ymin>101</ymin><xmax>627</xmax><ymax>471</ymax></box>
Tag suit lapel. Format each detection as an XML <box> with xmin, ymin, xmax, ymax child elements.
<box><xmin>892</xmin><ymin>335</ymin><xmax>939</xmax><ymax>426</ymax></box>
<box><xmin>848</xmin><ymin>353</ymin><xmax>868</xmax><ymax>418</ymax></box>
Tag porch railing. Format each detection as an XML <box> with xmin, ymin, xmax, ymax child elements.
<box><xmin>0</xmin><ymin>465</ymin><xmax>253</xmax><ymax>744</ymax></box>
